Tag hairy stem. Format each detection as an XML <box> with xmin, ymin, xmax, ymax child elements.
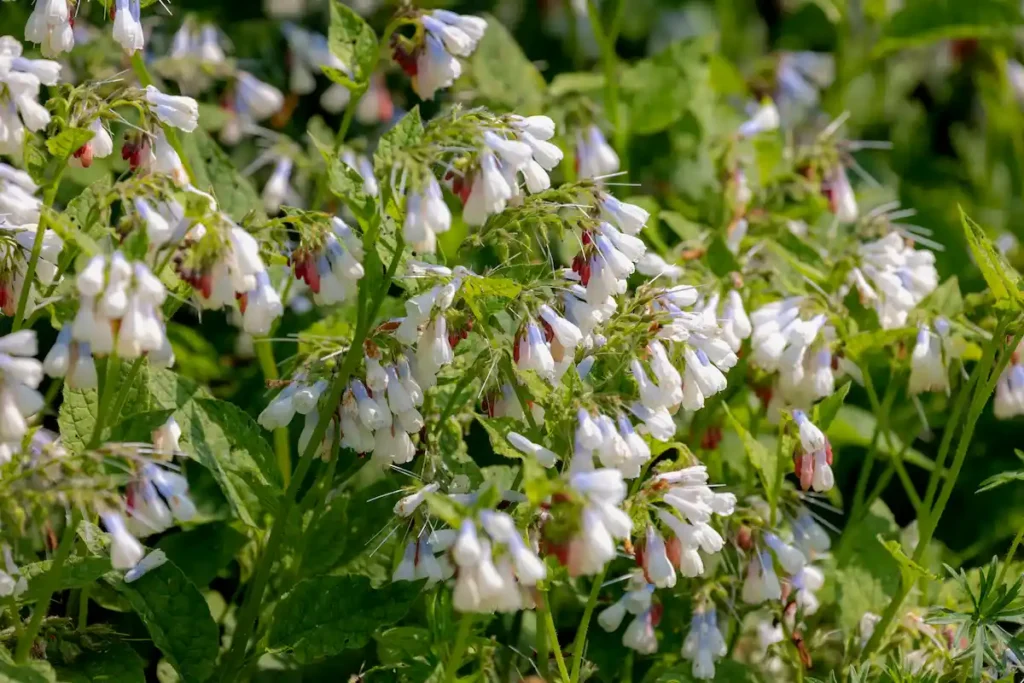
<box><xmin>570</xmin><ymin>567</ymin><xmax>607</xmax><ymax>683</ymax></box>
<box><xmin>862</xmin><ymin>319</ymin><xmax>1019</xmax><ymax>656</ymax></box>
<box><xmin>87</xmin><ymin>354</ymin><xmax>121</xmax><ymax>450</ymax></box>
<box><xmin>216</xmin><ymin>233</ymin><xmax>404</xmax><ymax>681</ymax></box>
<box><xmin>16</xmin><ymin>511</ymin><xmax>80</xmax><ymax>662</ymax></box>
<box><xmin>543</xmin><ymin>595</ymin><xmax>571</xmax><ymax>682</ymax></box>
<box><xmin>13</xmin><ymin>169</ymin><xmax>66</xmax><ymax>331</ymax></box>
<box><xmin>444</xmin><ymin>614</ymin><xmax>474</xmax><ymax>683</ymax></box>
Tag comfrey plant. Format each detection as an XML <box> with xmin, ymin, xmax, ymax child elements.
<box><xmin>0</xmin><ymin>1</ymin><xmax>1023</xmax><ymax>682</ymax></box>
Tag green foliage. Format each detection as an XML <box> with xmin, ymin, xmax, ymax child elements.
<box><xmin>268</xmin><ymin>576</ymin><xmax>422</xmax><ymax>663</ymax></box>
<box><xmin>327</xmin><ymin>0</ymin><xmax>378</xmax><ymax>87</ymax></box>
<box><xmin>466</xmin><ymin>15</ymin><xmax>546</xmax><ymax>113</ymax></box>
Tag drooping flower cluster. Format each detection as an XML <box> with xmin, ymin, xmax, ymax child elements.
<box><xmin>750</xmin><ymin>297</ymin><xmax>835</xmax><ymax>408</ymax></box>
<box><xmin>647</xmin><ymin>466</ymin><xmax>736</xmax><ymax>580</ymax></box>
<box><xmin>0</xmin><ymin>36</ymin><xmax>58</xmax><ymax>154</ymax></box>
<box><xmin>682</xmin><ymin>606</ymin><xmax>728</xmax><ymax>679</ymax></box>
<box><xmin>0</xmin><ymin>331</ymin><xmax>44</xmax><ymax>463</ymax></box>
<box><xmin>851</xmin><ymin>232</ymin><xmax>939</xmax><ymax>329</ymax></box>
<box><xmin>72</xmin><ymin>252</ymin><xmax>173</xmax><ymax>363</ymax></box>
<box><xmin>392</xmin><ymin>11</ymin><xmax>487</xmax><ymax>100</ymax></box>
<box><xmin>908</xmin><ymin>320</ymin><xmax>954</xmax><ymax>395</ymax></box>
<box><xmin>597</xmin><ymin>570</ymin><xmax>660</xmax><ymax>654</ymax></box>
<box><xmin>24</xmin><ymin>0</ymin><xmax>74</xmax><ymax>57</ymax></box>
<box><xmin>0</xmin><ymin>163</ymin><xmax>41</xmax><ymax>224</ymax></box>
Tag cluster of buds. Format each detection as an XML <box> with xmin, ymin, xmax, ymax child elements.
<box><xmin>392</xmin><ymin>10</ymin><xmax>487</xmax><ymax>100</ymax></box>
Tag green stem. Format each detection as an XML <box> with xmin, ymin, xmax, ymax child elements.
<box><xmin>16</xmin><ymin>512</ymin><xmax>80</xmax><ymax>662</ymax></box>
<box><xmin>77</xmin><ymin>584</ymin><xmax>90</xmax><ymax>631</ymax></box>
<box><xmin>312</xmin><ymin>91</ymin><xmax>363</xmax><ymax>210</ymax></box>
<box><xmin>216</xmin><ymin>233</ymin><xmax>404</xmax><ymax>682</ymax></box>
<box><xmin>862</xmin><ymin>320</ymin><xmax>1019</xmax><ymax>656</ymax></box>
<box><xmin>543</xmin><ymin>596</ymin><xmax>571</xmax><ymax>682</ymax></box>
<box><xmin>13</xmin><ymin>171</ymin><xmax>66</xmax><ymax>331</ymax></box>
<box><xmin>995</xmin><ymin>525</ymin><xmax>1024</xmax><ymax>588</ymax></box>
<box><xmin>537</xmin><ymin>595</ymin><xmax>550</xmax><ymax>678</ymax></box>
<box><xmin>87</xmin><ymin>354</ymin><xmax>121</xmax><ymax>450</ymax></box>
<box><xmin>586</xmin><ymin>0</ymin><xmax>626</xmax><ymax>154</ymax></box>
<box><xmin>569</xmin><ymin>567</ymin><xmax>606</xmax><ymax>683</ymax></box>
<box><xmin>105</xmin><ymin>357</ymin><xmax>145</xmax><ymax>433</ymax></box>
<box><xmin>444</xmin><ymin>614</ymin><xmax>474</xmax><ymax>683</ymax></box>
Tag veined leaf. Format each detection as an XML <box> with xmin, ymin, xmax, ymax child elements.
<box><xmin>328</xmin><ymin>0</ymin><xmax>378</xmax><ymax>85</ymax></box>
<box><xmin>268</xmin><ymin>576</ymin><xmax>422</xmax><ymax>663</ymax></box>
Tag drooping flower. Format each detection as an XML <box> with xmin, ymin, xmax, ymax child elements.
<box><xmin>682</xmin><ymin>607</ymin><xmax>727</xmax><ymax>679</ymax></box>
<box><xmin>144</xmin><ymin>85</ymin><xmax>200</xmax><ymax>132</ymax></box>
<box><xmin>791</xmin><ymin>410</ymin><xmax>833</xmax><ymax>492</ymax></box>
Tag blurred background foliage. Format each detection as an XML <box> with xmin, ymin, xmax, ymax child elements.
<box><xmin>6</xmin><ymin>0</ymin><xmax>1024</xmax><ymax>678</ymax></box>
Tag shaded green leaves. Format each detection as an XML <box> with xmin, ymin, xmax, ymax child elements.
<box><xmin>111</xmin><ymin>558</ymin><xmax>219</xmax><ymax>683</ymax></box>
<box><xmin>328</xmin><ymin>0</ymin><xmax>378</xmax><ymax>86</ymax></box>
<box><xmin>58</xmin><ymin>361</ymin><xmax>150</xmax><ymax>454</ymax></box>
<box><xmin>978</xmin><ymin>449</ymin><xmax>1024</xmax><ymax>492</ymax></box>
<box><xmin>876</xmin><ymin>0</ymin><xmax>1024</xmax><ymax>56</ymax></box>
<box><xmin>156</xmin><ymin>522</ymin><xmax>249</xmax><ymax>587</ymax></box>
<box><xmin>622</xmin><ymin>38</ymin><xmax>712</xmax><ymax>135</ymax></box>
<box><xmin>56</xmin><ymin>643</ymin><xmax>146</xmax><ymax>683</ymax></box>
<box><xmin>835</xmin><ymin>500</ymin><xmax>900</xmax><ymax>630</ymax></box>
<box><xmin>467</xmin><ymin>15</ymin><xmax>545</xmax><ymax>113</ymax></box>
<box><xmin>0</xmin><ymin>650</ymin><xmax>55</xmax><ymax>683</ymax></box>
<box><xmin>269</xmin><ymin>576</ymin><xmax>421</xmax><ymax>663</ymax></box>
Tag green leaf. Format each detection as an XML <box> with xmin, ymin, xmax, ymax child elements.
<box><xmin>843</xmin><ymin>327</ymin><xmax>916</xmax><ymax>359</ymax></box>
<box><xmin>106</xmin><ymin>409</ymin><xmax>176</xmax><ymax>444</ymax></box>
<box><xmin>110</xmin><ymin>557</ymin><xmax>219</xmax><ymax>683</ymax></box>
<box><xmin>20</xmin><ymin>556</ymin><xmax>111</xmax><ymax>600</ymax></box>
<box><xmin>977</xmin><ymin>450</ymin><xmax>1024</xmax><ymax>492</ymax></box>
<box><xmin>147</xmin><ymin>369</ymin><xmax>280</xmax><ymax>526</ymax></box>
<box><xmin>876</xmin><ymin>0</ymin><xmax>1024</xmax><ymax>57</ymax></box>
<box><xmin>45</xmin><ymin>127</ymin><xmax>94</xmax><ymax>159</ymax></box>
<box><xmin>705</xmin><ymin>235</ymin><xmax>740</xmax><ymax>277</ymax></box>
<box><xmin>300</xmin><ymin>478</ymin><xmax>402</xmax><ymax>577</ymax></box>
<box><xmin>374</xmin><ymin>626</ymin><xmax>433</xmax><ymax>666</ymax></box>
<box><xmin>57</xmin><ymin>361</ymin><xmax>150</xmax><ymax>454</ymax></box>
<box><xmin>921</xmin><ymin>276</ymin><xmax>964</xmax><ymax>317</ymax></box>
<box><xmin>466</xmin><ymin>15</ymin><xmax>545</xmax><ymax>113</ymax></box>
<box><xmin>0</xmin><ymin>650</ymin><xmax>55</xmax><ymax>683</ymax></box>
<box><xmin>374</xmin><ymin>107</ymin><xmax>423</xmax><ymax>174</ymax></box>
<box><xmin>268</xmin><ymin>576</ymin><xmax>421</xmax><ymax>664</ymax></box>
<box><xmin>55</xmin><ymin>643</ymin><xmax>146</xmax><ymax>683</ymax></box>
<box><xmin>723</xmin><ymin>404</ymin><xmax>777</xmax><ymax>510</ymax></box>
<box><xmin>156</xmin><ymin>523</ymin><xmax>249</xmax><ymax>588</ymax></box>
<box><xmin>179</xmin><ymin>128</ymin><xmax>262</xmax><ymax>222</ymax></box>
<box><xmin>659</xmin><ymin>211</ymin><xmax>703</xmax><ymax>242</ymax></box>
<box><xmin>327</xmin><ymin>159</ymin><xmax>374</xmax><ymax>222</ymax></box>
<box><xmin>623</xmin><ymin>38</ymin><xmax>712</xmax><ymax>136</ymax></box>
<box><xmin>813</xmin><ymin>381</ymin><xmax>851</xmax><ymax>431</ymax></box>
<box><xmin>834</xmin><ymin>500</ymin><xmax>901</xmax><ymax>630</ymax></box>
<box><xmin>475</xmin><ymin>415</ymin><xmax>528</xmax><ymax>463</ymax></box>
<box><xmin>328</xmin><ymin>0</ymin><xmax>378</xmax><ymax>85</ymax></box>
<box><xmin>960</xmin><ymin>208</ymin><xmax>1022</xmax><ymax>304</ymax></box>
<box><xmin>878</xmin><ymin>536</ymin><xmax>937</xmax><ymax>582</ymax></box>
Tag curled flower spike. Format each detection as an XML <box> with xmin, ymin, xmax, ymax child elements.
<box><xmin>395</xmin><ymin>11</ymin><xmax>485</xmax><ymax>100</ymax></box>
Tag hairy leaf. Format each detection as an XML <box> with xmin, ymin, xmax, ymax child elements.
<box><xmin>268</xmin><ymin>576</ymin><xmax>421</xmax><ymax>663</ymax></box>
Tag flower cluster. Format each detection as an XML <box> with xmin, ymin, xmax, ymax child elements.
<box><xmin>393</xmin><ymin>11</ymin><xmax>487</xmax><ymax>100</ymax></box>
<box><xmin>0</xmin><ymin>36</ymin><xmax>58</xmax><ymax>154</ymax></box>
